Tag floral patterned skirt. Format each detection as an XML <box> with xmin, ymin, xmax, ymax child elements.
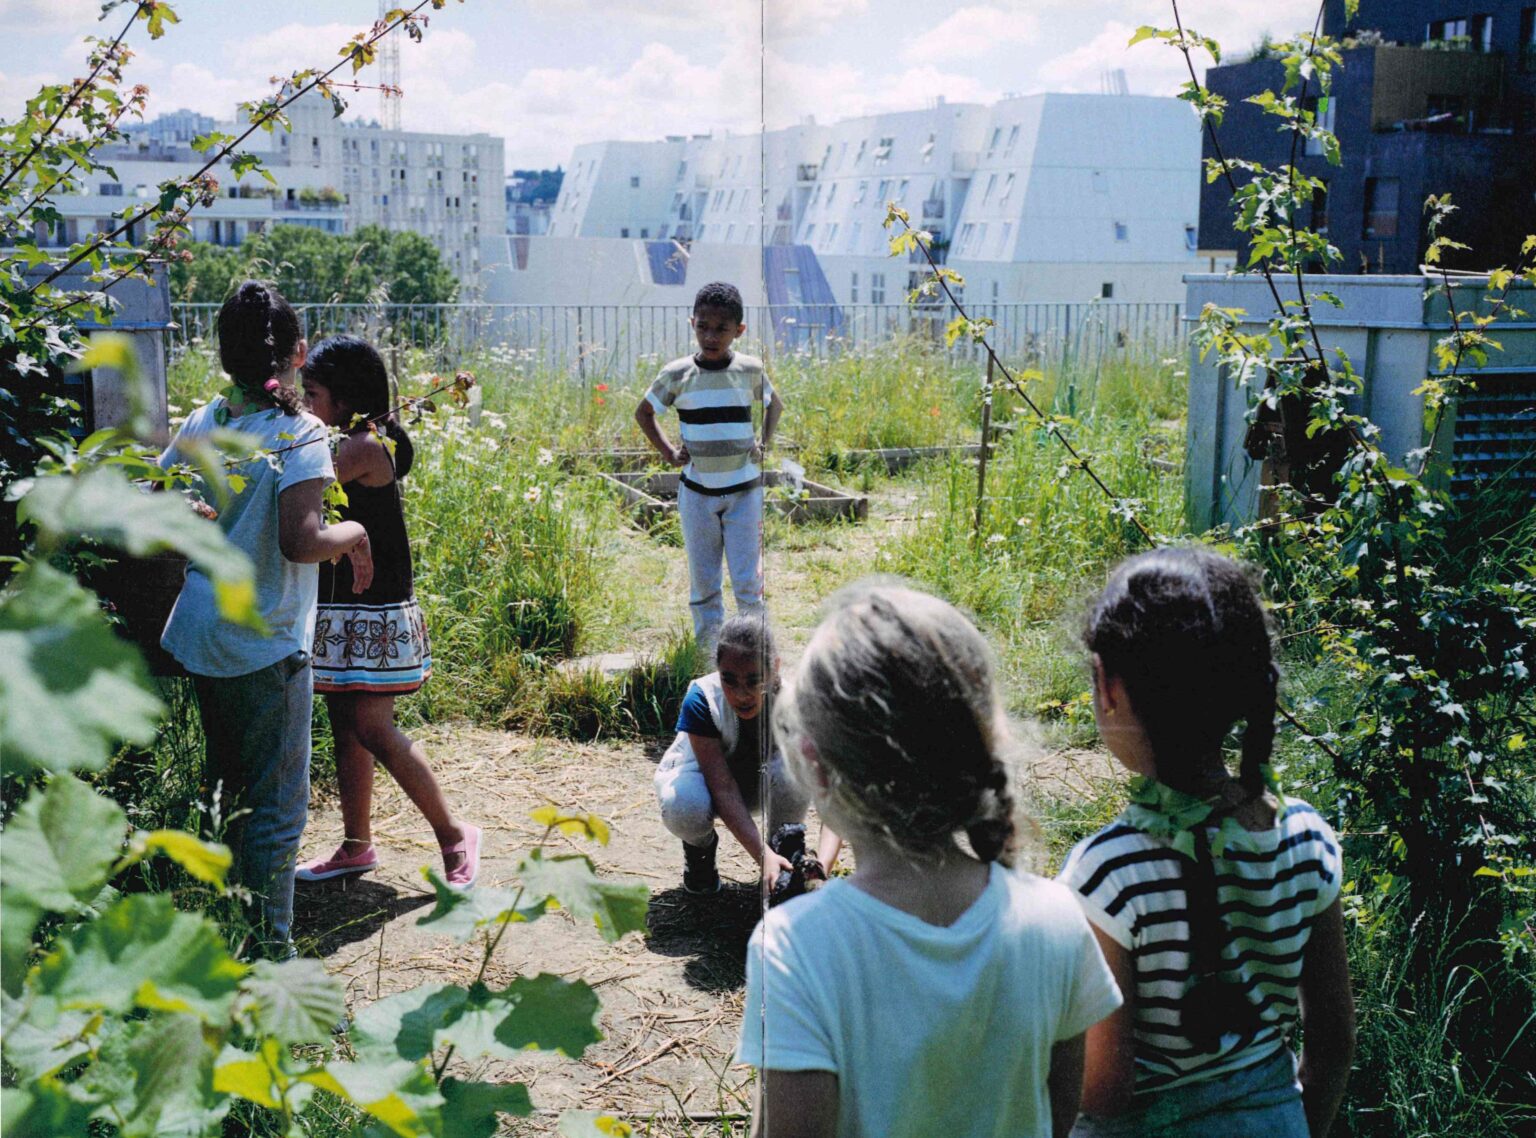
<box><xmin>312</xmin><ymin>597</ymin><xmax>432</xmax><ymax>695</ymax></box>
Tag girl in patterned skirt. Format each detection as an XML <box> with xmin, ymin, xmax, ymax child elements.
<box><xmin>295</xmin><ymin>336</ymin><xmax>480</xmax><ymax>889</ymax></box>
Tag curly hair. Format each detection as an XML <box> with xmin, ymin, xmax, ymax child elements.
<box><xmin>216</xmin><ymin>280</ymin><xmax>303</xmax><ymax>416</ymax></box>
<box><xmin>777</xmin><ymin>580</ymin><xmax>1019</xmax><ymax>866</ymax></box>
<box><xmin>693</xmin><ymin>281</ymin><xmax>743</xmax><ymax>323</ymax></box>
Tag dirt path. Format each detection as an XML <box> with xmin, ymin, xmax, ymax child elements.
<box><xmin>298</xmin><ymin>472</ymin><xmax>1118</xmax><ymax>1131</ymax></box>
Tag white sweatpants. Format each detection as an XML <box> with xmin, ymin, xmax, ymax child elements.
<box><xmin>654</xmin><ymin>732</ymin><xmax>809</xmax><ymax>846</ymax></box>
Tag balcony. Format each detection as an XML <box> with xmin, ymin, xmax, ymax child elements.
<box><xmin>796</xmin><ymin>163</ymin><xmax>818</xmax><ymax>181</ymax></box>
<box><xmin>1369</xmin><ymin>45</ymin><xmax>1505</xmax><ymax>132</ymax></box>
<box><xmin>921</xmin><ymin>197</ymin><xmax>945</xmax><ymax>219</ymax></box>
<box><xmin>776</xmin><ymin>202</ymin><xmax>793</xmax><ymax>222</ymax></box>
<box><xmin>951</xmin><ymin>150</ymin><xmax>978</xmax><ymax>173</ymax></box>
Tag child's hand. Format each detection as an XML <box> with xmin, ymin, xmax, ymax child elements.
<box><xmin>750</xmin><ymin>441</ymin><xmax>764</xmax><ymax>463</ymax></box>
<box><xmin>762</xmin><ymin>848</ymin><xmax>795</xmax><ymax>888</ymax></box>
<box><xmin>346</xmin><ymin>531</ymin><xmax>374</xmax><ymax>593</ymax></box>
<box><xmin>669</xmin><ymin>443</ymin><xmax>690</xmax><ymax>468</ymax></box>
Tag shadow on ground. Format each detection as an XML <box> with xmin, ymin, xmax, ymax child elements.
<box><xmin>294</xmin><ymin>876</ymin><xmax>435</xmax><ymax>956</ymax></box>
<box><xmin>645</xmin><ymin>882</ymin><xmax>762</xmax><ymax>992</ymax></box>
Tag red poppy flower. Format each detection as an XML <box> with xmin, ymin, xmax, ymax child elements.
<box><xmin>595</xmin><ymin>396</ymin><xmax>606</xmax><ymax>405</ymax></box>
<box><xmin>595</xmin><ymin>383</ymin><xmax>609</xmax><ymax>392</ymax></box>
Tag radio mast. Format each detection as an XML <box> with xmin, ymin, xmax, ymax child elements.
<box><xmin>379</xmin><ymin>0</ymin><xmax>402</xmax><ymax>131</ymax></box>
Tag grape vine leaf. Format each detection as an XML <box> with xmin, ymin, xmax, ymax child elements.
<box><xmin>517</xmin><ymin>849</ymin><xmax>650</xmax><ymax>943</ymax></box>
<box><xmin>415</xmin><ymin>872</ymin><xmax>547</xmax><ymax>942</ymax></box>
<box><xmin>241</xmin><ymin>958</ymin><xmax>347</xmax><ymax>1044</ymax></box>
<box><xmin>0</xmin><ymin>1077</ymin><xmax>101</xmax><ymax>1138</ymax></box>
<box><xmin>34</xmin><ymin>893</ymin><xmax>246</xmax><ymax>1022</ymax></box>
<box><xmin>0</xmin><ymin>563</ymin><xmax>165</xmax><ymax>777</ymax></box>
<box><xmin>302</xmin><ymin>1055</ymin><xmax>443</xmax><ymax>1138</ymax></box>
<box><xmin>440</xmin><ymin>1078</ymin><xmax>534</xmax><ymax>1138</ymax></box>
<box><xmin>0</xmin><ymin>775</ymin><xmax>127</xmax><ymax>994</ymax></box>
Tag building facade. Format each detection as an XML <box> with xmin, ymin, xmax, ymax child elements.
<box><xmin>1198</xmin><ymin>1</ymin><xmax>1536</xmax><ymax>274</ymax></box>
<box><xmin>517</xmin><ymin>93</ymin><xmax>1200</xmax><ymax>307</ymax></box>
<box><xmin>31</xmin><ymin>93</ymin><xmax>506</xmax><ymax>286</ymax></box>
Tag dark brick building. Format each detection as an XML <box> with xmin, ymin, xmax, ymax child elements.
<box><xmin>1198</xmin><ymin>2</ymin><xmax>1536</xmax><ymax>273</ymax></box>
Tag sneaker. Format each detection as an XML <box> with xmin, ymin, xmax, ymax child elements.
<box><xmin>682</xmin><ymin>832</ymin><xmax>721</xmax><ymax>895</ymax></box>
<box><xmin>441</xmin><ymin>823</ymin><xmax>482</xmax><ymax>891</ymax></box>
<box><xmin>296</xmin><ymin>843</ymin><xmax>378</xmax><ymax>882</ymax></box>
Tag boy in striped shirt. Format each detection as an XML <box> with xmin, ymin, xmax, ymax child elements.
<box><xmin>636</xmin><ymin>282</ymin><xmax>783</xmax><ymax>652</ymax></box>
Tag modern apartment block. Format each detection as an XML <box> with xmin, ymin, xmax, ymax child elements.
<box><xmin>1198</xmin><ymin>1</ymin><xmax>1536</xmax><ymax>274</ymax></box>
<box><xmin>520</xmin><ymin>93</ymin><xmax>1200</xmax><ymax>307</ymax></box>
<box><xmin>28</xmin><ymin>92</ymin><xmax>507</xmax><ymax>284</ymax></box>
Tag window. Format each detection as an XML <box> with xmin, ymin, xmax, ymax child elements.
<box><xmin>991</xmin><ymin>281</ymin><xmax>999</xmax><ymax>303</ymax></box>
<box><xmin>99</xmin><ymin>183</ymin><xmax>123</xmax><ymax>197</ymax></box>
<box><xmin>712</xmin><ymin>190</ymin><xmax>723</xmax><ymax>209</ymax></box>
<box><xmin>897</xmin><ymin>179</ymin><xmax>909</xmax><ymax>202</ymax></box>
<box><xmin>804</xmin><ymin>223</ymin><xmax>816</xmax><ymax>243</ymax></box>
<box><xmin>1113</xmin><ymin>221</ymin><xmax>1129</xmax><ymax>242</ymax></box>
<box><xmin>734</xmin><ymin>156</ymin><xmax>743</xmax><ymax>176</ymax></box>
<box><xmin>850</xmin><ymin>271</ymin><xmax>859</xmax><ymax>303</ymax></box>
<box><xmin>983</xmin><ymin>174</ymin><xmax>997</xmax><ymax>203</ymax></box>
<box><xmin>725</xmin><ymin>224</ymin><xmax>735</xmax><ymax>242</ymax></box>
<box><xmin>1363</xmin><ymin>177</ymin><xmax>1398</xmax><ymax>237</ymax></box>
<box><xmin>958</xmin><ymin>222</ymin><xmax>975</xmax><ymax>254</ymax></box>
<box><xmin>1101</xmin><ymin>282</ymin><xmax>1115</xmax><ymax>299</ymax></box>
<box><xmin>876</xmin><ymin>179</ymin><xmax>891</xmax><ymax>201</ymax></box>
<box><xmin>630</xmin><ymin>175</ymin><xmax>641</xmax><ymax>188</ymax></box>
<box><xmin>870</xmin><ymin>272</ymin><xmax>886</xmax><ymax>304</ymax></box>
<box><xmin>677</xmin><ymin>161</ymin><xmax>688</xmax><ymax>181</ymax></box>
<box><xmin>838</xmin><ymin>142</ymin><xmax>848</xmax><ymax>167</ymax></box>
<box><xmin>1004</xmin><ymin>124</ymin><xmax>1020</xmax><ymax>156</ymax></box>
<box><xmin>1311</xmin><ymin>183</ymin><xmax>1329</xmax><ymax>235</ymax></box>
<box><xmin>849</xmin><ymin>221</ymin><xmax>861</xmax><ymax>250</ymax></box>
<box><xmin>825</xmin><ymin>223</ymin><xmax>839</xmax><ymax>249</ymax></box>
<box><xmin>854</xmin><ymin>139</ymin><xmax>867</xmax><ymax>165</ymax></box>
<box><xmin>1184</xmin><ymin>223</ymin><xmax>1199</xmax><ymax>251</ymax></box>
<box><xmin>986</xmin><ymin>127</ymin><xmax>1002</xmax><ymax>156</ymax></box>
<box><xmin>873</xmin><ymin>136</ymin><xmax>894</xmax><ymax>164</ymax></box>
<box><xmin>855</xmin><ymin>180</ymin><xmax>868</xmax><ymax>204</ymax></box>
<box><xmin>999</xmin><ymin>173</ymin><xmax>1015</xmax><ymax>202</ymax></box>
<box><xmin>620</xmin><ymin>227</ymin><xmax>630</xmax><ymax>238</ymax></box>
<box><xmin>921</xmin><ymin>132</ymin><xmax>936</xmax><ymax>163</ymax></box>
<box><xmin>1427</xmin><ymin>15</ymin><xmax>1492</xmax><ymax>51</ymax></box>
<box><xmin>998</xmin><ymin>221</ymin><xmax>1013</xmax><ymax>254</ymax></box>
<box><xmin>975</xmin><ymin>222</ymin><xmax>988</xmax><ymax>252</ymax></box>
<box><xmin>826</xmin><ymin>182</ymin><xmax>837</xmax><ymax>206</ymax></box>
<box><xmin>640</xmin><ymin>228</ymin><xmax>649</xmax><ymax>238</ymax></box>
<box><xmin>810</xmin><ymin>184</ymin><xmax>822</xmax><ymax>206</ymax></box>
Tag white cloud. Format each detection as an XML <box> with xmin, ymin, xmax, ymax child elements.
<box><xmin>902</xmin><ymin>5</ymin><xmax>1040</xmax><ymax>64</ymax></box>
<box><xmin>0</xmin><ymin>0</ymin><xmax>101</xmax><ymax>35</ymax></box>
<box><xmin>763</xmin><ymin>51</ymin><xmax>998</xmax><ymax>128</ymax></box>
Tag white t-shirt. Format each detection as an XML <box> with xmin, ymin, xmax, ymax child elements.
<box><xmin>160</xmin><ymin>398</ymin><xmax>334</xmax><ymax>678</ymax></box>
<box><xmin>736</xmin><ymin>865</ymin><xmax>1122</xmax><ymax>1138</ymax></box>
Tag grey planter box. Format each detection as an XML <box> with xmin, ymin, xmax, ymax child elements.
<box><xmin>599</xmin><ymin>470</ymin><xmax>868</xmax><ymax>526</ymax></box>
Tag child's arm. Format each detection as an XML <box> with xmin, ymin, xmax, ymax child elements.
<box><xmin>815</xmin><ymin>828</ymin><xmax>843</xmax><ymax>874</ymax></box>
<box><xmin>635</xmin><ymin>399</ymin><xmax>688</xmax><ymax>467</ymax></box>
<box><xmin>761</xmin><ymin>388</ymin><xmax>783</xmax><ymax>454</ymax></box>
<box><xmin>334</xmin><ymin>432</ymin><xmax>395</xmax><ymax>487</ymax></box>
<box><xmin>690</xmin><ymin>733</ymin><xmax>794</xmax><ymax>885</ymax></box>
<box><xmin>1297</xmin><ymin>899</ymin><xmax>1355</xmax><ymax>1137</ymax></box>
<box><xmin>1078</xmin><ymin>924</ymin><xmax>1137</xmax><ymax>1117</ymax></box>
<box><xmin>751</xmin><ymin>1070</ymin><xmax>838</xmax><ymax>1138</ymax></box>
<box><xmin>278</xmin><ymin>478</ymin><xmax>374</xmax><ymax>591</ymax></box>
<box><xmin>1047</xmin><ymin>1033</ymin><xmax>1087</xmax><ymax>1138</ymax></box>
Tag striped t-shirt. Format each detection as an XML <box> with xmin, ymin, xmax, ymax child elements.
<box><xmin>647</xmin><ymin>352</ymin><xmax>775</xmax><ymax>493</ymax></box>
<box><xmin>1057</xmin><ymin>797</ymin><xmax>1342</xmax><ymax>1092</ymax></box>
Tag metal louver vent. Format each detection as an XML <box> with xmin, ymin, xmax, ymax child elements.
<box><xmin>1451</xmin><ymin>372</ymin><xmax>1536</xmax><ymax>501</ymax></box>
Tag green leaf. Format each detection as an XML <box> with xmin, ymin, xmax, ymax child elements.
<box><xmin>302</xmin><ymin>1056</ymin><xmax>442</xmax><ymax>1138</ymax></box>
<box><xmin>212</xmin><ymin>1038</ymin><xmax>291</xmax><ymax>1111</ymax></box>
<box><xmin>416</xmin><ymin>872</ymin><xmax>544</xmax><ymax>942</ymax></box>
<box><xmin>0</xmin><ymin>562</ymin><xmax>165</xmax><ymax>777</ymax></box>
<box><xmin>440</xmin><ymin>1079</ymin><xmax>534</xmax><ymax>1138</ymax></box>
<box><xmin>34</xmin><ymin>893</ymin><xmax>246</xmax><ymax>1022</ymax></box>
<box><xmin>559</xmin><ymin>1111</ymin><xmax>637</xmax><ymax>1137</ymax></box>
<box><xmin>490</xmin><ymin>974</ymin><xmax>602</xmax><ymax>1057</ymax></box>
<box><xmin>17</xmin><ymin>467</ymin><xmax>260</xmax><ymax>628</ymax></box>
<box><xmin>0</xmin><ymin>1078</ymin><xmax>101</xmax><ymax>1138</ymax></box>
<box><xmin>111</xmin><ymin>1013</ymin><xmax>219</xmax><ymax>1138</ymax></box>
<box><xmin>517</xmin><ymin>849</ymin><xmax>650</xmax><ymax>943</ymax></box>
<box><xmin>241</xmin><ymin>958</ymin><xmax>346</xmax><ymax>1044</ymax></box>
<box><xmin>121</xmin><ymin>830</ymin><xmax>231</xmax><ymax>887</ymax></box>
<box><xmin>1</xmin><ymin>775</ymin><xmax>127</xmax><ymax>993</ymax></box>
<box><xmin>0</xmin><ymin>991</ymin><xmax>97</xmax><ymax>1081</ymax></box>
<box><xmin>1128</xmin><ymin>25</ymin><xmax>1159</xmax><ymax>47</ymax></box>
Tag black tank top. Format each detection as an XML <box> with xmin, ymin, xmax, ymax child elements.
<box><xmin>318</xmin><ymin>471</ymin><xmax>414</xmax><ymax>606</ymax></box>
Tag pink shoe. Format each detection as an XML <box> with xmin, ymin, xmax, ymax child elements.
<box><xmin>296</xmin><ymin>843</ymin><xmax>378</xmax><ymax>882</ymax></box>
<box><xmin>442</xmin><ymin>824</ymin><xmax>481</xmax><ymax>891</ymax></box>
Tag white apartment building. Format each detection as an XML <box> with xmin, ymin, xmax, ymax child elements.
<box><xmin>508</xmin><ymin>93</ymin><xmax>1199</xmax><ymax>307</ymax></box>
<box><xmin>31</xmin><ymin>93</ymin><xmax>506</xmax><ymax>286</ymax></box>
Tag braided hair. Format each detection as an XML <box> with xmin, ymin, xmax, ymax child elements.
<box><xmin>301</xmin><ymin>335</ymin><xmax>414</xmax><ymax>478</ymax></box>
<box><xmin>1084</xmin><ymin>546</ymin><xmax>1279</xmax><ymax>1050</ymax></box>
<box><xmin>777</xmin><ymin>581</ymin><xmax>1019</xmax><ymax>867</ymax></box>
<box><xmin>716</xmin><ymin>614</ymin><xmax>778</xmax><ymax>767</ymax></box>
<box><xmin>216</xmin><ymin>281</ymin><xmax>303</xmax><ymax>416</ymax></box>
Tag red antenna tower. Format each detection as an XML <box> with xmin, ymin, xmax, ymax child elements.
<box><xmin>378</xmin><ymin>0</ymin><xmax>402</xmax><ymax>131</ymax></box>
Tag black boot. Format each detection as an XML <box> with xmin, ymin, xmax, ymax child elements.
<box><xmin>682</xmin><ymin>831</ymin><xmax>721</xmax><ymax>894</ymax></box>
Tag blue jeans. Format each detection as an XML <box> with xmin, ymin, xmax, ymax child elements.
<box><xmin>193</xmin><ymin>649</ymin><xmax>313</xmax><ymax>957</ymax></box>
<box><xmin>1071</xmin><ymin>1046</ymin><xmax>1308</xmax><ymax>1138</ymax></box>
<box><xmin>677</xmin><ymin>482</ymin><xmax>764</xmax><ymax>653</ymax></box>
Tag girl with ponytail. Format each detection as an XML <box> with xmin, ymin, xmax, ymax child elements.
<box><xmin>159</xmin><ymin>281</ymin><xmax>372</xmax><ymax>958</ymax></box>
<box><xmin>1060</xmin><ymin>547</ymin><xmax>1355</xmax><ymax>1138</ymax></box>
<box><xmin>295</xmin><ymin>336</ymin><xmax>479</xmax><ymax>889</ymax></box>
<box><xmin>739</xmin><ymin>581</ymin><xmax>1122</xmax><ymax>1138</ymax></box>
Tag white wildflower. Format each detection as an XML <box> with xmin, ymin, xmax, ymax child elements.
<box><xmin>524</xmin><ymin>485</ymin><xmax>543</xmax><ymax>504</ymax></box>
<box><xmin>537</xmin><ymin>448</ymin><xmax>555</xmax><ymax>467</ymax></box>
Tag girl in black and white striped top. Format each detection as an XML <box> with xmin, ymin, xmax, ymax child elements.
<box><xmin>1058</xmin><ymin>548</ymin><xmax>1356</xmax><ymax>1138</ymax></box>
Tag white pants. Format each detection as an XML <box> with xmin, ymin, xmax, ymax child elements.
<box><xmin>654</xmin><ymin>732</ymin><xmax>809</xmax><ymax>846</ymax></box>
<box><xmin>678</xmin><ymin>482</ymin><xmax>764</xmax><ymax>654</ymax></box>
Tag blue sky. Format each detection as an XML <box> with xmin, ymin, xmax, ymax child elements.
<box><xmin>0</xmin><ymin>0</ymin><xmax>1321</xmax><ymax>171</ymax></box>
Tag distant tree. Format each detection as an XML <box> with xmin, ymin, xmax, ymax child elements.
<box><xmin>170</xmin><ymin>223</ymin><xmax>459</xmax><ymax>304</ymax></box>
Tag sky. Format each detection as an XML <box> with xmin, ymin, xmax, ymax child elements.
<box><xmin>0</xmin><ymin>0</ymin><xmax>1324</xmax><ymax>173</ymax></box>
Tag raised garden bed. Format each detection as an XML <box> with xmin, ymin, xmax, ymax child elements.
<box><xmin>598</xmin><ymin>470</ymin><xmax>868</xmax><ymax>526</ymax></box>
<box><xmin>561</xmin><ymin>444</ymin><xmax>799</xmax><ymax>473</ymax></box>
<box><xmin>822</xmin><ymin>443</ymin><xmax>992</xmax><ymax>475</ymax></box>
